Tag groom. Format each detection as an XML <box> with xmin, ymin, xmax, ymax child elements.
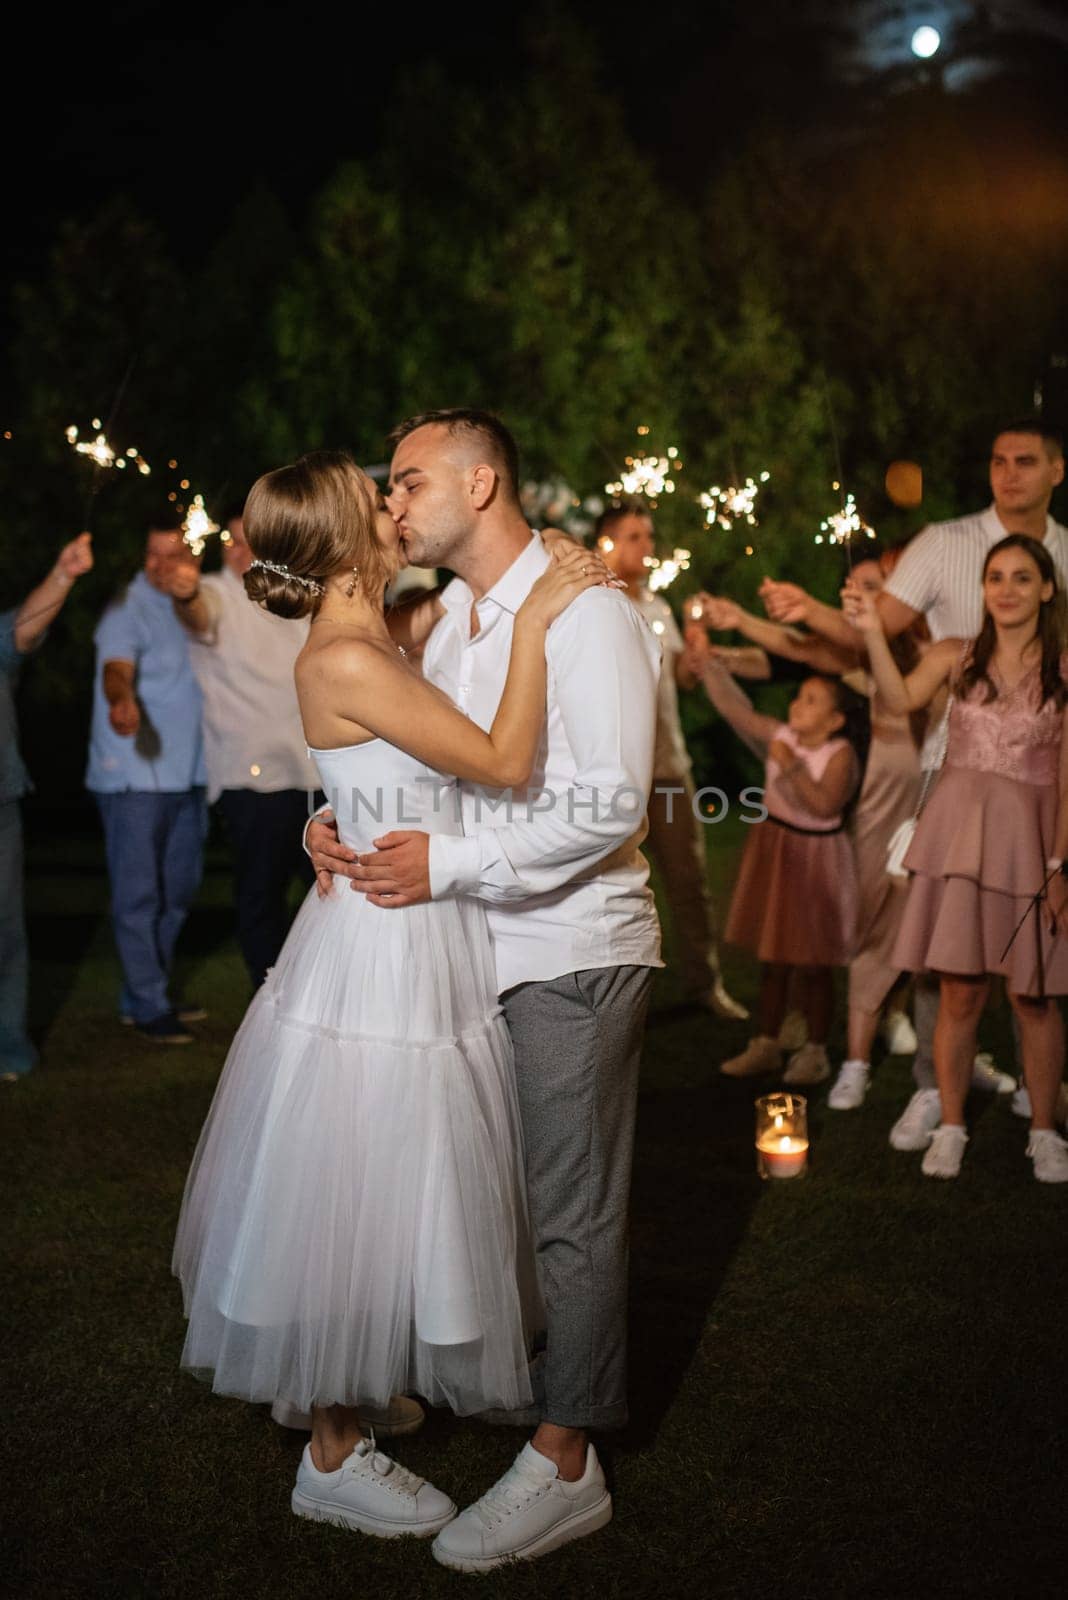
<box><xmin>306</xmin><ymin>408</ymin><xmax>662</xmax><ymax>1571</ymax></box>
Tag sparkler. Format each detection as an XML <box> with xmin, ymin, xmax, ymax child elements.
<box><xmin>814</xmin><ymin>489</ymin><xmax>876</xmax><ymax>548</ymax></box>
<box><xmin>699</xmin><ymin>471</ymin><xmax>770</xmax><ymax>532</ymax></box>
<box><xmin>181</xmin><ymin>493</ymin><xmax>220</xmax><ymax>557</ymax></box>
<box><xmin>605</xmin><ymin>430</ymin><xmax>682</xmax><ymax>507</ymax></box>
<box><xmin>645</xmin><ymin>549</ymin><xmax>691</xmax><ymax>594</ymax></box>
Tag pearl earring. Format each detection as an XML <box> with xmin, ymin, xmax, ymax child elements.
<box><xmin>345</xmin><ymin>567</ymin><xmax>359</xmax><ymax>598</ymax></box>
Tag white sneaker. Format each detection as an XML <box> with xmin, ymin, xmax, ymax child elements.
<box><xmin>1026</xmin><ymin>1129</ymin><xmax>1068</xmax><ymax>1183</ymax></box>
<box><xmin>1013</xmin><ymin>1084</ymin><xmax>1068</xmax><ymax>1123</ymax></box>
<box><xmin>431</xmin><ymin>1442</ymin><xmax>612</xmax><ymax>1572</ymax></box>
<box><xmin>271</xmin><ymin>1394</ymin><xmax>426</xmax><ymax>1438</ymax></box>
<box><xmin>971</xmin><ymin>1052</ymin><xmax>1014</xmax><ymax>1094</ymax></box>
<box><xmin>827</xmin><ymin>1060</ymin><xmax>871</xmax><ymax>1110</ymax></box>
<box><xmin>777</xmin><ymin>1009</ymin><xmax>808</xmax><ymax>1051</ymax></box>
<box><xmin>291</xmin><ymin>1437</ymin><xmax>455</xmax><ymax>1539</ymax></box>
<box><xmin>881</xmin><ymin>1010</ymin><xmax>917</xmax><ymax>1055</ymax></box>
<box><xmin>889</xmin><ymin>1087</ymin><xmax>942</xmax><ymax>1151</ymax></box>
<box><xmin>782</xmin><ymin>1042</ymin><xmax>830</xmax><ymax>1085</ymax></box>
<box><xmin>921</xmin><ymin>1124</ymin><xmax>968</xmax><ymax>1179</ymax></box>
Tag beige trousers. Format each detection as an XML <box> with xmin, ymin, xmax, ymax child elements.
<box><xmin>644</xmin><ymin>774</ymin><xmax>722</xmax><ymax>999</ymax></box>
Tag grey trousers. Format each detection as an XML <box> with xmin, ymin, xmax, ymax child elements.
<box><xmin>501</xmin><ymin>964</ymin><xmax>653</xmax><ymax>1431</ymax></box>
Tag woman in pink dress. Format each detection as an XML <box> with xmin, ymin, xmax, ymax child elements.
<box><xmin>846</xmin><ymin>534</ymin><xmax>1068</xmax><ymax>1183</ymax></box>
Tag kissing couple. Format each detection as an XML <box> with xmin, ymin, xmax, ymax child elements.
<box><xmin>173</xmin><ymin>408</ymin><xmax>663</xmax><ymax>1572</ymax></box>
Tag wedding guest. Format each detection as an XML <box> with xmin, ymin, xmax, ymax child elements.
<box><xmin>170</xmin><ymin>504</ymin><xmax>319</xmax><ymax>989</ymax></box>
<box><xmin>596</xmin><ymin>502</ymin><xmax>747</xmax><ymax>1019</ymax></box>
<box><xmin>759</xmin><ymin>419</ymin><xmax>1064</xmax><ymax>1144</ymax></box>
<box><xmin>699</xmin><ymin>659</ymin><xmax>862</xmax><ymax>1084</ymax></box>
<box><xmin>847</xmin><ymin>535</ymin><xmax>1068</xmax><ymax>1182</ymax></box>
<box><xmin>1</xmin><ymin>534</ymin><xmax>94</xmax><ymax>1081</ymax></box>
<box><xmin>696</xmin><ymin>548</ymin><xmax>930</xmax><ymax>1109</ymax></box>
<box><xmin>86</xmin><ymin>519</ymin><xmax>207</xmax><ymax>1044</ymax></box>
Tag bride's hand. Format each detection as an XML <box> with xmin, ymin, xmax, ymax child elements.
<box><xmin>518</xmin><ymin>546</ymin><xmax>619</xmax><ymax>630</ymax></box>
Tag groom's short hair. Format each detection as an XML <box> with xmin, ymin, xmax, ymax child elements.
<box><xmin>388</xmin><ymin>409</ymin><xmax>520</xmax><ymax>501</ymax></box>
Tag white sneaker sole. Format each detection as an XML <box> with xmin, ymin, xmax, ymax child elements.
<box><xmin>431</xmin><ymin>1491</ymin><xmax>612</xmax><ymax>1571</ymax></box>
<box><xmin>291</xmin><ymin>1486</ymin><xmax>455</xmax><ymax>1540</ymax></box>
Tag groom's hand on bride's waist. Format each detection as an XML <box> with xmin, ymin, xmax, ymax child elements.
<box><xmin>351</xmin><ymin>831</ymin><xmax>432</xmax><ymax>908</ymax></box>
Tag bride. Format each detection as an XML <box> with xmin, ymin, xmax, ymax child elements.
<box><xmin>172</xmin><ymin>449</ymin><xmax>611</xmax><ymax>1540</ymax></box>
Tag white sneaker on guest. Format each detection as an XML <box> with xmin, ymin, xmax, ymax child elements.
<box><xmin>1026</xmin><ymin>1129</ymin><xmax>1068</xmax><ymax>1183</ymax></box>
<box><xmin>889</xmin><ymin>1087</ymin><xmax>942</xmax><ymax>1150</ymax></box>
<box><xmin>431</xmin><ymin>1442</ymin><xmax>611</xmax><ymax>1572</ymax></box>
<box><xmin>291</xmin><ymin>1437</ymin><xmax>455</xmax><ymax>1539</ymax></box>
<box><xmin>1013</xmin><ymin>1083</ymin><xmax>1068</xmax><ymax>1123</ymax></box>
<box><xmin>827</xmin><ymin>1059</ymin><xmax>870</xmax><ymax>1110</ymax></box>
<box><xmin>921</xmin><ymin>1124</ymin><xmax>968</xmax><ymax>1179</ymax></box>
<box><xmin>971</xmin><ymin>1052</ymin><xmax>1014</xmax><ymax>1094</ymax></box>
<box><xmin>881</xmin><ymin>1010</ymin><xmax>917</xmax><ymax>1055</ymax></box>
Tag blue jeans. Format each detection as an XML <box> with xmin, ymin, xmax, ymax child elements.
<box><xmin>93</xmin><ymin>788</ymin><xmax>207</xmax><ymax>1024</ymax></box>
<box><xmin>0</xmin><ymin>799</ymin><xmax>35</xmax><ymax>1075</ymax></box>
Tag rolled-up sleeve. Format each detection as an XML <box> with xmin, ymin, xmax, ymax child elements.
<box><xmin>429</xmin><ymin>592</ymin><xmax>659</xmax><ymax>902</ymax></box>
<box><xmin>0</xmin><ymin>609</ymin><xmax>20</xmax><ymax>673</ymax></box>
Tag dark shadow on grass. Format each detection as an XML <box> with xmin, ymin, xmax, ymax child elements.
<box><xmin>619</xmin><ymin>1074</ymin><xmax>762</xmax><ymax>1454</ymax></box>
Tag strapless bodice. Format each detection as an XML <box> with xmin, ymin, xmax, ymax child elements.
<box><xmin>310</xmin><ymin>740</ymin><xmax>463</xmax><ymax>852</ymax></box>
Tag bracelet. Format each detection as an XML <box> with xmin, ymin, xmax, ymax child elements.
<box><xmin>1046</xmin><ymin>858</ymin><xmax>1067</xmax><ymax>877</ymax></box>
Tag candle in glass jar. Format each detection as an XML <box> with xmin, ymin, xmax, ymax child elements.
<box><xmin>756</xmin><ymin>1133</ymin><xmax>809</xmax><ymax>1179</ymax></box>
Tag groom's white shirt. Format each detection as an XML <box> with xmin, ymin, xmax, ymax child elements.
<box><xmin>423</xmin><ymin>533</ymin><xmax>663</xmax><ymax>993</ymax></box>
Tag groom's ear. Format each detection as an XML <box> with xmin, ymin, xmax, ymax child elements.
<box><xmin>469</xmin><ymin>463</ymin><xmax>499</xmax><ymax>511</ymax></box>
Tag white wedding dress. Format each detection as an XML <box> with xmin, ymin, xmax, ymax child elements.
<box><xmin>173</xmin><ymin>738</ymin><xmax>539</xmax><ymax>1416</ymax></box>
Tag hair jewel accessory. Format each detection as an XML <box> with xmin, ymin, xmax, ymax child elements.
<box><xmin>249</xmin><ymin>558</ymin><xmax>324</xmax><ymax>595</ymax></box>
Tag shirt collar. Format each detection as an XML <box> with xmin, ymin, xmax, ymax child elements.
<box><xmin>981</xmin><ymin>503</ymin><xmax>1060</xmax><ymax>546</ymax></box>
<box><xmin>440</xmin><ymin>531</ymin><xmax>548</xmax><ymax>619</ymax></box>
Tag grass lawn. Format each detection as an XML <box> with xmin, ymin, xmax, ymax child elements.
<box><xmin>2</xmin><ymin>807</ymin><xmax>1065</xmax><ymax>1599</ymax></box>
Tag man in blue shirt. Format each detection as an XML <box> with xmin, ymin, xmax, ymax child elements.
<box><xmin>2</xmin><ymin>533</ymin><xmax>94</xmax><ymax>1081</ymax></box>
<box><xmin>87</xmin><ymin>520</ymin><xmax>208</xmax><ymax>1043</ymax></box>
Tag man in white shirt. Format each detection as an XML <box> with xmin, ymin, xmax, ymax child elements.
<box><xmin>171</xmin><ymin>509</ymin><xmax>320</xmax><ymax>988</ymax></box>
<box><xmin>307</xmin><ymin>409</ymin><xmax>661</xmax><ymax>1571</ymax></box>
<box><xmin>761</xmin><ymin>417</ymin><xmax>1067</xmax><ymax>1147</ymax></box>
<box><xmin>596</xmin><ymin>501</ymin><xmax>747</xmax><ymax>1020</ymax></box>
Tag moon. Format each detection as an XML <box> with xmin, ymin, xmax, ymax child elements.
<box><xmin>911</xmin><ymin>25</ymin><xmax>942</xmax><ymax>59</ymax></box>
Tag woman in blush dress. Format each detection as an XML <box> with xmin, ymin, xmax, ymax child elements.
<box><xmin>847</xmin><ymin>534</ymin><xmax>1068</xmax><ymax>1184</ymax></box>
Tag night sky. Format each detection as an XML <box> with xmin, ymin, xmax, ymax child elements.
<box><xmin>7</xmin><ymin>0</ymin><xmax>1068</xmax><ymax>285</ymax></box>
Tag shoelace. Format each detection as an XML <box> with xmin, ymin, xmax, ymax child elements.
<box><xmin>474</xmin><ymin>1459</ymin><xmax>553</xmax><ymax>1529</ymax></box>
<box><xmin>347</xmin><ymin>1436</ymin><xmax>424</xmax><ymax>1497</ymax></box>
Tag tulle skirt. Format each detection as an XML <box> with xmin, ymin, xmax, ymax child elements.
<box><xmin>725</xmin><ymin>818</ymin><xmax>857</xmax><ymax>966</ymax></box>
<box><xmin>172</xmin><ymin>884</ymin><xmax>540</xmax><ymax>1415</ymax></box>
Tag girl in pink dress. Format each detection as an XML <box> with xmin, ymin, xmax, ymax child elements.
<box><xmin>700</xmin><ymin>660</ymin><xmax>861</xmax><ymax>1085</ymax></box>
<box><xmin>847</xmin><ymin>534</ymin><xmax>1068</xmax><ymax>1183</ymax></box>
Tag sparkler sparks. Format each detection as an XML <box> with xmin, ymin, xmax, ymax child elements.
<box><xmin>65</xmin><ymin>424</ymin><xmax>116</xmax><ymax>470</ymax></box>
<box><xmin>699</xmin><ymin>471</ymin><xmax>770</xmax><ymax>532</ymax></box>
<box><xmin>814</xmin><ymin>492</ymin><xmax>876</xmax><ymax>547</ymax></box>
<box><xmin>645</xmin><ymin>549</ymin><xmax>691</xmax><ymax>593</ymax></box>
<box><xmin>182</xmin><ymin>494</ymin><xmax>220</xmax><ymax>557</ymax></box>
<box><xmin>606</xmin><ymin>433</ymin><xmax>682</xmax><ymax>506</ymax></box>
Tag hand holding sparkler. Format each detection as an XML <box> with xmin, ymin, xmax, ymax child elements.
<box><xmin>692</xmin><ymin>592</ymin><xmax>743</xmax><ymax>633</ymax></box>
<box><xmin>759</xmin><ymin>578</ymin><xmax>811</xmax><ymax>625</ymax></box>
<box><xmin>840</xmin><ymin>577</ymin><xmax>882</xmax><ymax>634</ymax></box>
<box><xmin>167</xmin><ymin>548</ymin><xmax>202</xmax><ymax>602</ymax></box>
<box><xmin>52</xmin><ymin>532</ymin><xmax>94</xmax><ymax>584</ymax></box>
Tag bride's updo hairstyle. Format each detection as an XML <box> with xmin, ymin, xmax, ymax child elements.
<box><xmin>243</xmin><ymin>449</ymin><xmax>390</xmax><ymax>620</ymax></box>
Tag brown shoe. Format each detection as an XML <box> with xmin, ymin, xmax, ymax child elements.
<box><xmin>783</xmin><ymin>1042</ymin><xmax>830</xmax><ymax>1085</ymax></box>
<box><xmin>721</xmin><ymin>1035</ymin><xmax>783</xmax><ymax>1077</ymax></box>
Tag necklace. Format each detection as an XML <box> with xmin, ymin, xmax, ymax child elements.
<box><xmin>312</xmin><ymin>617</ymin><xmax>408</xmax><ymax>657</ymax></box>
